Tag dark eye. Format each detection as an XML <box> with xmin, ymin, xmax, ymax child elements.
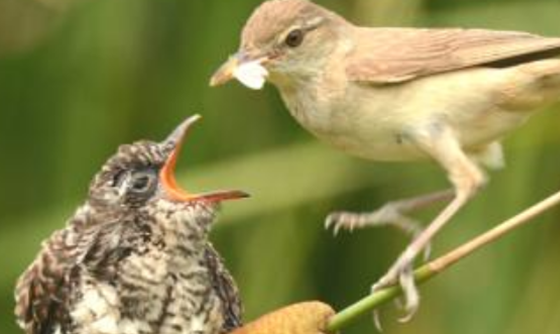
<box><xmin>129</xmin><ymin>170</ymin><xmax>157</xmax><ymax>194</ymax></box>
<box><xmin>285</xmin><ymin>29</ymin><xmax>304</xmax><ymax>48</ymax></box>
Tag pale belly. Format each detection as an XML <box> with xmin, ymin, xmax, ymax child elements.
<box><xmin>315</xmin><ymin>104</ymin><xmax>530</xmax><ymax>162</ymax></box>
<box><xmin>283</xmin><ymin>66</ymin><xmax>542</xmax><ymax>162</ymax></box>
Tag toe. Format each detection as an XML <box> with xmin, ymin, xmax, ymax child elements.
<box><xmin>397</xmin><ymin>266</ymin><xmax>420</xmax><ymax>322</ymax></box>
<box><xmin>324</xmin><ymin>213</ymin><xmax>340</xmax><ymax>231</ymax></box>
<box><xmin>373</xmin><ymin>310</ymin><xmax>384</xmax><ymax>332</ymax></box>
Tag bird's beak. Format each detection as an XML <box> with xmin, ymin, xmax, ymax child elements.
<box><xmin>210</xmin><ymin>51</ymin><xmax>270</xmax><ymax>90</ymax></box>
<box><xmin>159</xmin><ymin>114</ymin><xmax>250</xmax><ymax>203</ymax></box>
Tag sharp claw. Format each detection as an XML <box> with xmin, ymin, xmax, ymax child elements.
<box><xmin>325</xmin><ymin>214</ymin><xmax>337</xmax><ymax>235</ymax></box>
<box><xmin>370</xmin><ymin>280</ymin><xmax>385</xmax><ymax>331</ymax></box>
<box><xmin>397</xmin><ymin>265</ymin><xmax>420</xmax><ymax>323</ymax></box>
<box><xmin>325</xmin><ymin>213</ymin><xmax>353</xmax><ymax>236</ymax></box>
<box><xmin>325</xmin><ymin>215</ymin><xmax>336</xmax><ymax>232</ymax></box>
<box><xmin>398</xmin><ymin>300</ymin><xmax>418</xmax><ymax>323</ymax></box>
<box><xmin>324</xmin><ymin>217</ymin><xmax>331</xmax><ymax>230</ymax></box>
<box><xmin>373</xmin><ymin>309</ymin><xmax>384</xmax><ymax>332</ymax></box>
<box><xmin>398</xmin><ymin>310</ymin><xmax>416</xmax><ymax>324</ymax></box>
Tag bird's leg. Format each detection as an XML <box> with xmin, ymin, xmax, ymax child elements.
<box><xmin>326</xmin><ymin>189</ymin><xmax>454</xmax><ymax>261</ymax></box>
<box><xmin>372</xmin><ymin>125</ymin><xmax>486</xmax><ymax>319</ymax></box>
<box><xmin>326</xmin><ymin>190</ymin><xmax>454</xmax><ymax>256</ymax></box>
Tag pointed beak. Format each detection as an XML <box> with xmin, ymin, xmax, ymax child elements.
<box><xmin>159</xmin><ymin>115</ymin><xmax>250</xmax><ymax>203</ymax></box>
<box><xmin>210</xmin><ymin>51</ymin><xmax>270</xmax><ymax>90</ymax></box>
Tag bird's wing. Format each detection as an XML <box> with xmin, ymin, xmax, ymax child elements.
<box><xmin>15</xmin><ymin>228</ymin><xmax>79</xmax><ymax>334</ymax></box>
<box><xmin>204</xmin><ymin>242</ymin><xmax>243</xmax><ymax>333</ymax></box>
<box><xmin>14</xmin><ymin>206</ymin><xmax>113</xmax><ymax>334</ymax></box>
<box><xmin>346</xmin><ymin>28</ymin><xmax>560</xmax><ymax>84</ymax></box>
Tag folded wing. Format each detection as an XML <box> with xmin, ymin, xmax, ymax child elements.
<box><xmin>346</xmin><ymin>28</ymin><xmax>560</xmax><ymax>84</ymax></box>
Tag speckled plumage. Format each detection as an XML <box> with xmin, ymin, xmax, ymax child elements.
<box><xmin>14</xmin><ymin>119</ymin><xmax>242</xmax><ymax>334</ymax></box>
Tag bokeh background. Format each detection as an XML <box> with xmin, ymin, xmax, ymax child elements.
<box><xmin>1</xmin><ymin>0</ymin><xmax>560</xmax><ymax>333</ymax></box>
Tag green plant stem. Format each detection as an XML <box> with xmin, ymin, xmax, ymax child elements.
<box><xmin>326</xmin><ymin>188</ymin><xmax>560</xmax><ymax>333</ymax></box>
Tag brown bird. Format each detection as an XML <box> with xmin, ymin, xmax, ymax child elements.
<box><xmin>210</xmin><ymin>0</ymin><xmax>560</xmax><ymax>318</ymax></box>
<box><xmin>14</xmin><ymin>115</ymin><xmax>248</xmax><ymax>334</ymax></box>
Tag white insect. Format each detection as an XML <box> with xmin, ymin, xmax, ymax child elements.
<box><xmin>233</xmin><ymin>60</ymin><xmax>268</xmax><ymax>90</ymax></box>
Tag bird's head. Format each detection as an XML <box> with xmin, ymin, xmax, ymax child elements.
<box><xmin>210</xmin><ymin>0</ymin><xmax>350</xmax><ymax>90</ymax></box>
<box><xmin>88</xmin><ymin>115</ymin><xmax>248</xmax><ymax>215</ymax></box>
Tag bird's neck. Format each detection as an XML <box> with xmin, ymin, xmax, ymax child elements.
<box><xmin>75</xmin><ymin>200</ymin><xmax>214</xmax><ymax>254</ymax></box>
<box><xmin>147</xmin><ymin>200</ymin><xmax>214</xmax><ymax>251</ymax></box>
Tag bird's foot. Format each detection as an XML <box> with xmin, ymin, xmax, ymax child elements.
<box><xmin>325</xmin><ymin>204</ymin><xmax>431</xmax><ymax>260</ymax></box>
<box><xmin>371</xmin><ymin>255</ymin><xmax>420</xmax><ymax>327</ymax></box>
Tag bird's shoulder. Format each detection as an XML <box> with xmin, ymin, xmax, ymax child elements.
<box><xmin>345</xmin><ymin>27</ymin><xmax>560</xmax><ymax>84</ymax></box>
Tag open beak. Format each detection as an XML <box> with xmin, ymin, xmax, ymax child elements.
<box><xmin>210</xmin><ymin>51</ymin><xmax>269</xmax><ymax>90</ymax></box>
<box><xmin>159</xmin><ymin>114</ymin><xmax>250</xmax><ymax>203</ymax></box>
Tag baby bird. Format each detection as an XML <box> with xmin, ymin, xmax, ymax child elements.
<box><xmin>14</xmin><ymin>115</ymin><xmax>247</xmax><ymax>334</ymax></box>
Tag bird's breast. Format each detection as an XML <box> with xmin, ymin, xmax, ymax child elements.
<box><xmin>71</xmin><ymin>222</ymin><xmax>225</xmax><ymax>334</ymax></box>
<box><xmin>73</xmin><ymin>253</ymin><xmax>224</xmax><ymax>334</ymax></box>
<box><xmin>280</xmin><ymin>81</ymin><xmax>429</xmax><ymax>161</ymax></box>
<box><xmin>279</xmin><ymin>66</ymin><xmax>540</xmax><ymax>162</ymax></box>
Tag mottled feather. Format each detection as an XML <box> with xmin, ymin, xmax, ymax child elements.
<box><xmin>204</xmin><ymin>243</ymin><xmax>242</xmax><ymax>332</ymax></box>
<box><xmin>15</xmin><ymin>215</ymin><xmax>87</xmax><ymax>334</ymax></box>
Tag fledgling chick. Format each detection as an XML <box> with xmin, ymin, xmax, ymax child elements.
<box><xmin>15</xmin><ymin>115</ymin><xmax>248</xmax><ymax>334</ymax></box>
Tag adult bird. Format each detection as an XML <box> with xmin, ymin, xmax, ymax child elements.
<box><xmin>14</xmin><ymin>115</ymin><xmax>248</xmax><ymax>334</ymax></box>
<box><xmin>210</xmin><ymin>0</ymin><xmax>560</xmax><ymax>318</ymax></box>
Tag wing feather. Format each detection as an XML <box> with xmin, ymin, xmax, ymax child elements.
<box><xmin>346</xmin><ymin>28</ymin><xmax>560</xmax><ymax>84</ymax></box>
<box><xmin>15</xmin><ymin>228</ymin><xmax>78</xmax><ymax>334</ymax></box>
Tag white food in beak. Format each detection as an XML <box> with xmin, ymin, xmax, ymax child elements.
<box><xmin>233</xmin><ymin>60</ymin><xmax>269</xmax><ymax>90</ymax></box>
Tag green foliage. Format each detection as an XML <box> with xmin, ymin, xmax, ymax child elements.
<box><xmin>1</xmin><ymin>0</ymin><xmax>559</xmax><ymax>333</ymax></box>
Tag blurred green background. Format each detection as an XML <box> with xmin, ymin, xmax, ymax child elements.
<box><xmin>1</xmin><ymin>0</ymin><xmax>560</xmax><ymax>333</ymax></box>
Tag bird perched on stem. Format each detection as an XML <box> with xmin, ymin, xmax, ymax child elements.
<box><xmin>210</xmin><ymin>0</ymin><xmax>560</xmax><ymax>320</ymax></box>
<box><xmin>14</xmin><ymin>115</ymin><xmax>248</xmax><ymax>334</ymax></box>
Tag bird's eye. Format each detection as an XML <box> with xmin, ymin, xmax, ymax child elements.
<box><xmin>285</xmin><ymin>29</ymin><xmax>304</xmax><ymax>48</ymax></box>
<box><xmin>129</xmin><ymin>170</ymin><xmax>157</xmax><ymax>194</ymax></box>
